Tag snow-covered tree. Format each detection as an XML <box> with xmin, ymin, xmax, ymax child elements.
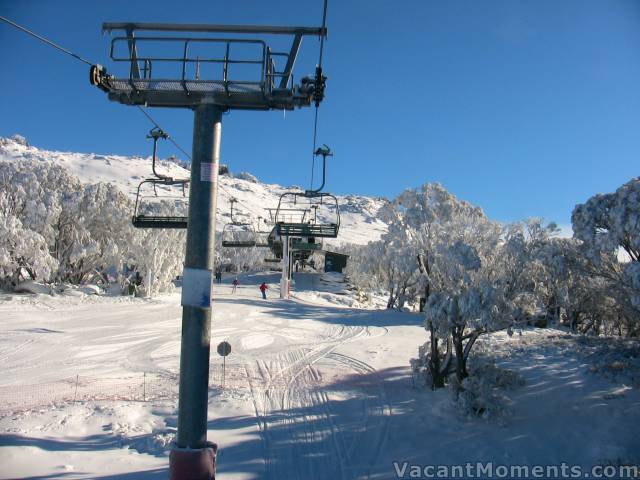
<box><xmin>0</xmin><ymin>155</ymin><xmax>186</xmax><ymax>293</ymax></box>
<box><xmin>572</xmin><ymin>178</ymin><xmax>640</xmax><ymax>264</ymax></box>
<box><xmin>348</xmin><ymin>184</ymin><xmax>564</xmax><ymax>388</ymax></box>
<box><xmin>0</xmin><ymin>160</ymin><xmax>66</xmax><ymax>287</ymax></box>
<box><xmin>345</xmin><ymin>239</ymin><xmax>420</xmax><ymax>310</ymax></box>
<box><xmin>53</xmin><ymin>182</ymin><xmax>134</xmax><ymax>284</ymax></box>
<box><xmin>127</xmin><ymin>229</ymin><xmax>186</xmax><ymax>294</ymax></box>
<box><xmin>0</xmin><ymin>214</ymin><xmax>57</xmax><ymax>289</ymax></box>
<box><xmin>216</xmin><ymin>235</ymin><xmax>267</xmax><ymax>274</ymax></box>
<box><xmin>572</xmin><ymin>178</ymin><xmax>640</xmax><ymax>336</ymax></box>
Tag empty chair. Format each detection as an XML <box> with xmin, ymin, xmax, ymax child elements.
<box><xmin>221</xmin><ymin>222</ymin><xmax>257</xmax><ymax>247</ymax></box>
<box><xmin>132</xmin><ymin>127</ymin><xmax>190</xmax><ymax>229</ymax></box>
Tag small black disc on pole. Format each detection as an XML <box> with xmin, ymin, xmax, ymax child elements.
<box><xmin>217</xmin><ymin>341</ymin><xmax>232</xmax><ymax>357</ymax></box>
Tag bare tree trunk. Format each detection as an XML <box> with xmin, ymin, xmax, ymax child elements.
<box><xmin>396</xmin><ymin>284</ymin><xmax>407</xmax><ymax>311</ymax></box>
<box><xmin>462</xmin><ymin>331</ymin><xmax>481</xmax><ymax>366</ymax></box>
<box><xmin>419</xmin><ymin>295</ymin><xmax>426</xmax><ymax>312</ymax></box>
<box><xmin>452</xmin><ymin>327</ymin><xmax>468</xmax><ymax>382</ymax></box>
<box><xmin>386</xmin><ymin>286</ymin><xmax>396</xmax><ymax>309</ymax></box>
<box><xmin>417</xmin><ymin>254</ymin><xmax>430</xmax><ymax>313</ymax></box>
<box><xmin>427</xmin><ymin>322</ymin><xmax>443</xmax><ymax>389</ymax></box>
<box><xmin>569</xmin><ymin>310</ymin><xmax>580</xmax><ymax>331</ymax></box>
<box><xmin>427</xmin><ymin>324</ymin><xmax>453</xmax><ymax>389</ymax></box>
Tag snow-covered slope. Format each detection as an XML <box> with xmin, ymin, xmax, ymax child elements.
<box><xmin>2</xmin><ymin>276</ymin><xmax>639</xmax><ymax>478</ymax></box>
<box><xmin>0</xmin><ymin>135</ymin><xmax>388</xmax><ymax>247</ymax></box>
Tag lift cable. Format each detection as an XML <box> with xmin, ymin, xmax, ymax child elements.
<box><xmin>0</xmin><ymin>15</ymin><xmax>95</xmax><ymax>66</ymax></box>
<box><xmin>318</xmin><ymin>0</ymin><xmax>328</xmax><ymax>67</ymax></box>
<box><xmin>0</xmin><ymin>15</ymin><xmax>193</xmax><ymax>164</ymax></box>
<box><xmin>135</xmin><ymin>106</ymin><xmax>192</xmax><ymax>161</ymax></box>
<box><xmin>217</xmin><ymin>184</ymin><xmax>265</xmax><ymax>224</ymax></box>
<box><xmin>139</xmin><ymin>103</ymin><xmax>265</xmax><ymax>221</ymax></box>
<box><xmin>309</xmin><ymin>0</ymin><xmax>329</xmax><ymax>191</ymax></box>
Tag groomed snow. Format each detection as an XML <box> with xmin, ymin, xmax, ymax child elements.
<box><xmin>1</xmin><ymin>272</ymin><xmax>639</xmax><ymax>479</ymax></box>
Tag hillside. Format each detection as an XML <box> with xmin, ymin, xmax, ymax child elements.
<box><xmin>0</xmin><ymin>135</ymin><xmax>388</xmax><ymax>248</ymax></box>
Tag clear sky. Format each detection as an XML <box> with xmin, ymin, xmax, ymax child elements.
<box><xmin>1</xmin><ymin>0</ymin><xmax>639</xmax><ymax>229</ymax></box>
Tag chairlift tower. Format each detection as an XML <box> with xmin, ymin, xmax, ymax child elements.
<box><xmin>90</xmin><ymin>20</ymin><xmax>326</xmax><ymax>480</ymax></box>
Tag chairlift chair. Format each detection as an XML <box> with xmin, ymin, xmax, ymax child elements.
<box><xmin>132</xmin><ymin>178</ymin><xmax>189</xmax><ymax>228</ymax></box>
<box><xmin>220</xmin><ymin>199</ymin><xmax>258</xmax><ymax>247</ymax></box>
<box><xmin>274</xmin><ymin>191</ymin><xmax>340</xmax><ymax>238</ymax></box>
<box><xmin>276</xmin><ymin>191</ymin><xmax>340</xmax><ymax>238</ymax></box>
<box><xmin>254</xmin><ymin>217</ymin><xmax>272</xmax><ymax>248</ymax></box>
<box><xmin>274</xmin><ymin>144</ymin><xmax>340</xmax><ymax>238</ymax></box>
<box><xmin>221</xmin><ymin>222</ymin><xmax>257</xmax><ymax>248</ymax></box>
<box><xmin>132</xmin><ymin>127</ymin><xmax>190</xmax><ymax>229</ymax></box>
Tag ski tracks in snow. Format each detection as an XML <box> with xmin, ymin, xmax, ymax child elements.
<box><xmin>243</xmin><ymin>324</ymin><xmax>391</xmax><ymax>480</ymax></box>
<box><xmin>327</xmin><ymin>352</ymin><xmax>392</xmax><ymax>479</ymax></box>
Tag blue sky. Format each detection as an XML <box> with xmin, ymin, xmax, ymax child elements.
<box><xmin>1</xmin><ymin>0</ymin><xmax>639</xmax><ymax>228</ymax></box>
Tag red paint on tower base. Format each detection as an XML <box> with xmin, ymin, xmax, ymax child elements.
<box><xmin>169</xmin><ymin>442</ymin><xmax>217</xmax><ymax>480</ymax></box>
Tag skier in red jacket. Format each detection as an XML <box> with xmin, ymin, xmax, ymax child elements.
<box><xmin>259</xmin><ymin>282</ymin><xmax>268</xmax><ymax>300</ymax></box>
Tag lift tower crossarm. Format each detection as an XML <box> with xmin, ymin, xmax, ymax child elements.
<box><xmin>101</xmin><ymin>22</ymin><xmax>326</xmax><ymax>94</ymax></box>
<box><xmin>102</xmin><ymin>22</ymin><xmax>327</xmax><ymax>37</ymax></box>
<box><xmin>91</xmin><ymin>21</ymin><xmax>326</xmax><ymax>110</ymax></box>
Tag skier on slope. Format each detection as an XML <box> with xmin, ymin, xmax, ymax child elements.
<box><xmin>231</xmin><ymin>277</ymin><xmax>239</xmax><ymax>294</ymax></box>
<box><xmin>259</xmin><ymin>282</ymin><xmax>269</xmax><ymax>300</ymax></box>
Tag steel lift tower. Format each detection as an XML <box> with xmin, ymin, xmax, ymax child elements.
<box><xmin>90</xmin><ymin>19</ymin><xmax>326</xmax><ymax>480</ymax></box>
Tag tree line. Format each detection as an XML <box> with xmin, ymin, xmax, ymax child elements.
<box><xmin>344</xmin><ymin>181</ymin><xmax>640</xmax><ymax>389</ymax></box>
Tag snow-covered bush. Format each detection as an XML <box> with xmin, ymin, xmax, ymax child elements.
<box><xmin>0</xmin><ymin>146</ymin><xmax>278</xmax><ymax>294</ymax></box>
<box><xmin>449</xmin><ymin>356</ymin><xmax>525</xmax><ymax>422</ymax></box>
<box><xmin>576</xmin><ymin>336</ymin><xmax>640</xmax><ymax>387</ymax></box>
<box><xmin>572</xmin><ymin>178</ymin><xmax>640</xmax><ymax>264</ymax></box>
<box><xmin>408</xmin><ymin>176</ymin><xmax>640</xmax><ymax>393</ymax></box>
<box><xmin>345</xmin><ymin>239</ymin><xmax>420</xmax><ymax>310</ymax></box>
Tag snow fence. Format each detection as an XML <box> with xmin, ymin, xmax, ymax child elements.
<box><xmin>0</xmin><ymin>364</ymin><xmax>248</xmax><ymax>414</ymax></box>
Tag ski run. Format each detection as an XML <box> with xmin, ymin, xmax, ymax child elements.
<box><xmin>1</xmin><ymin>271</ymin><xmax>638</xmax><ymax>479</ymax></box>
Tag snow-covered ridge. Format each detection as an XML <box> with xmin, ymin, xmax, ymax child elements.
<box><xmin>0</xmin><ymin>135</ymin><xmax>388</xmax><ymax>246</ymax></box>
